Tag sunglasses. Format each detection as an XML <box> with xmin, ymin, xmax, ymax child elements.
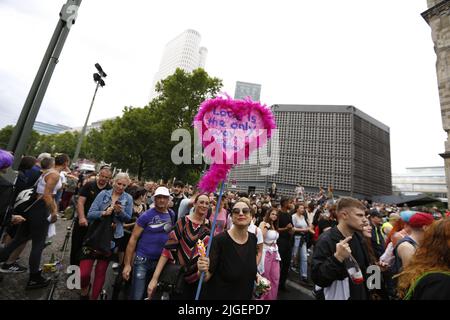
<box><xmin>232</xmin><ymin>207</ymin><xmax>251</xmax><ymax>215</ymax></box>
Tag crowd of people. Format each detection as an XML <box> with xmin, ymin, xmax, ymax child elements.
<box><xmin>1</xmin><ymin>148</ymin><xmax>449</xmax><ymax>300</ymax></box>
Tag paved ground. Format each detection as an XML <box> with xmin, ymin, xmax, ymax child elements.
<box><xmin>0</xmin><ymin>218</ymin><xmax>79</xmax><ymax>300</ymax></box>
<box><xmin>0</xmin><ymin>218</ymin><xmax>316</xmax><ymax>300</ymax></box>
<box><xmin>280</xmin><ymin>269</ymin><xmax>315</xmax><ymax>300</ymax></box>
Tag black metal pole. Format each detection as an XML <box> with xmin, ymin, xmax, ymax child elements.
<box><xmin>72</xmin><ymin>81</ymin><xmax>101</xmax><ymax>164</ymax></box>
<box><xmin>12</xmin><ymin>25</ymin><xmax>71</xmax><ymax>169</ymax></box>
<box><xmin>7</xmin><ymin>0</ymin><xmax>82</xmax><ymax>170</ymax></box>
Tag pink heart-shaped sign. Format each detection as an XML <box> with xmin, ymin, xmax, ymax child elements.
<box><xmin>194</xmin><ymin>96</ymin><xmax>277</xmax><ymax>192</ymax></box>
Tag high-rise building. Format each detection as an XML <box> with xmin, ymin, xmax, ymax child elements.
<box><xmin>227</xmin><ymin>104</ymin><xmax>392</xmax><ymax>199</ymax></box>
<box><xmin>150</xmin><ymin>29</ymin><xmax>208</xmax><ymax>98</ymax></box>
<box><xmin>422</xmin><ymin>0</ymin><xmax>450</xmax><ymax>207</ymax></box>
<box><xmin>32</xmin><ymin>121</ymin><xmax>72</xmax><ymax>135</ymax></box>
<box><xmin>234</xmin><ymin>81</ymin><xmax>261</xmax><ymax>101</ymax></box>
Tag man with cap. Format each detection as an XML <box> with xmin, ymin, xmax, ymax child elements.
<box><xmin>394</xmin><ymin>212</ymin><xmax>434</xmax><ymax>273</ymax></box>
<box><xmin>368</xmin><ymin>209</ymin><xmax>386</xmax><ymax>259</ymax></box>
<box><xmin>122</xmin><ymin>186</ymin><xmax>175</xmax><ymax>300</ymax></box>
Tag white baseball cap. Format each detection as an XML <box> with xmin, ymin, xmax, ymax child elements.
<box><xmin>152</xmin><ymin>186</ymin><xmax>172</xmax><ymax>202</ymax></box>
<box><xmin>38</xmin><ymin>152</ymin><xmax>51</xmax><ymax>161</ymax></box>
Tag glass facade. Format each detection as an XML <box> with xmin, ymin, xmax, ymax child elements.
<box><xmin>392</xmin><ymin>166</ymin><xmax>447</xmax><ymax>201</ymax></box>
<box><xmin>32</xmin><ymin>121</ymin><xmax>72</xmax><ymax>135</ymax></box>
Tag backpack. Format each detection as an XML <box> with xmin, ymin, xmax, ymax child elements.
<box><xmin>13</xmin><ymin>185</ymin><xmax>39</xmax><ymax>215</ymax></box>
<box><xmin>82</xmin><ymin>214</ymin><xmax>114</xmax><ymax>257</ymax></box>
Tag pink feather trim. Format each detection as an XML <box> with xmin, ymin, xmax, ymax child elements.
<box><xmin>194</xmin><ymin>95</ymin><xmax>277</xmax><ymax>193</ymax></box>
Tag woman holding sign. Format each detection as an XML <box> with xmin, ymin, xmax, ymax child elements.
<box><xmin>197</xmin><ymin>200</ymin><xmax>270</xmax><ymax>300</ymax></box>
<box><xmin>147</xmin><ymin>194</ymin><xmax>211</xmax><ymax>300</ymax></box>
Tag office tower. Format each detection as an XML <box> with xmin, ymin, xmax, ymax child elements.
<box><xmin>150</xmin><ymin>29</ymin><xmax>207</xmax><ymax>98</ymax></box>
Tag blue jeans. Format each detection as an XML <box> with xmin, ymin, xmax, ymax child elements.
<box><xmin>293</xmin><ymin>235</ymin><xmax>308</xmax><ymax>278</ymax></box>
<box><xmin>129</xmin><ymin>255</ymin><xmax>158</xmax><ymax>300</ymax></box>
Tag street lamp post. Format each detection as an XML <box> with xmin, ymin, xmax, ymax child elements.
<box><xmin>72</xmin><ymin>63</ymin><xmax>106</xmax><ymax>166</ymax></box>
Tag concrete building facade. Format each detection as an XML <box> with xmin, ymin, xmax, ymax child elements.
<box><xmin>227</xmin><ymin>104</ymin><xmax>392</xmax><ymax>199</ymax></box>
<box><xmin>234</xmin><ymin>81</ymin><xmax>261</xmax><ymax>101</ymax></box>
<box><xmin>422</xmin><ymin>0</ymin><xmax>450</xmax><ymax>207</ymax></box>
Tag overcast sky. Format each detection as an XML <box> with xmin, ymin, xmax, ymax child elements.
<box><xmin>0</xmin><ymin>0</ymin><xmax>445</xmax><ymax>173</ymax></box>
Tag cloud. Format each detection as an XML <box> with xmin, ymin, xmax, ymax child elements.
<box><xmin>0</xmin><ymin>0</ymin><xmax>445</xmax><ymax>173</ymax></box>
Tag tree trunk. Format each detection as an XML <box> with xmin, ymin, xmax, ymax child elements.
<box><xmin>137</xmin><ymin>154</ymin><xmax>144</xmax><ymax>181</ymax></box>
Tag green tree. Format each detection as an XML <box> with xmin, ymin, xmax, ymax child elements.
<box><xmin>78</xmin><ymin>68</ymin><xmax>222</xmax><ymax>183</ymax></box>
<box><xmin>99</xmin><ymin>109</ymin><xmax>157</xmax><ymax>180</ymax></box>
<box><xmin>52</xmin><ymin>131</ymin><xmax>79</xmax><ymax>156</ymax></box>
<box><xmin>149</xmin><ymin>68</ymin><xmax>222</xmax><ymax>183</ymax></box>
<box><xmin>0</xmin><ymin>125</ymin><xmax>41</xmax><ymax>156</ymax></box>
<box><xmin>84</xmin><ymin>128</ymin><xmax>106</xmax><ymax>161</ymax></box>
<box><xmin>0</xmin><ymin>125</ymin><xmax>14</xmax><ymax>149</ymax></box>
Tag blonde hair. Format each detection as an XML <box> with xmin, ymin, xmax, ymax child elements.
<box><xmin>114</xmin><ymin>172</ymin><xmax>130</xmax><ymax>183</ymax></box>
<box><xmin>237</xmin><ymin>197</ymin><xmax>251</xmax><ymax>207</ymax></box>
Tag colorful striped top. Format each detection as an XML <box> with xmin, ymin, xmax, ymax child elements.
<box><xmin>162</xmin><ymin>215</ymin><xmax>211</xmax><ymax>283</ymax></box>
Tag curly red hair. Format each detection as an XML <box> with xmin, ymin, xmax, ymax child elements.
<box><xmin>385</xmin><ymin>218</ymin><xmax>405</xmax><ymax>247</ymax></box>
<box><xmin>397</xmin><ymin>218</ymin><xmax>450</xmax><ymax>298</ymax></box>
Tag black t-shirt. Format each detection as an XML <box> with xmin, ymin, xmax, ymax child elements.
<box><xmin>170</xmin><ymin>193</ymin><xmax>185</xmax><ymax>219</ymax></box>
<box><xmin>0</xmin><ymin>176</ymin><xmax>13</xmax><ymax>227</ymax></box>
<box><xmin>411</xmin><ymin>273</ymin><xmax>450</xmax><ymax>300</ymax></box>
<box><xmin>318</xmin><ymin>219</ymin><xmax>337</xmax><ymax>235</ymax></box>
<box><xmin>78</xmin><ymin>180</ymin><xmax>111</xmax><ymax>214</ymax></box>
<box><xmin>277</xmin><ymin>211</ymin><xmax>293</xmax><ymax>242</ymax></box>
<box><xmin>203</xmin><ymin>231</ymin><xmax>257</xmax><ymax>300</ymax></box>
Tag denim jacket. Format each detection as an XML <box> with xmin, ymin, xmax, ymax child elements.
<box><xmin>87</xmin><ymin>189</ymin><xmax>132</xmax><ymax>240</ymax></box>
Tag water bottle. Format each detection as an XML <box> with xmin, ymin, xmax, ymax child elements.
<box><xmin>344</xmin><ymin>254</ymin><xmax>364</xmax><ymax>284</ymax></box>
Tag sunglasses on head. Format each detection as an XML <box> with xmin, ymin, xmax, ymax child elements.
<box><xmin>232</xmin><ymin>207</ymin><xmax>251</xmax><ymax>215</ymax></box>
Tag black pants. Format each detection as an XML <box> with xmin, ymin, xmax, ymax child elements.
<box><xmin>278</xmin><ymin>239</ymin><xmax>292</xmax><ymax>289</ymax></box>
<box><xmin>0</xmin><ymin>200</ymin><xmax>49</xmax><ymax>274</ymax></box>
<box><xmin>170</xmin><ymin>280</ymin><xmax>199</xmax><ymax>300</ymax></box>
<box><xmin>70</xmin><ymin>219</ymin><xmax>88</xmax><ymax>266</ymax></box>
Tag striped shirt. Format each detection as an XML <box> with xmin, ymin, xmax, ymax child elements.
<box><xmin>162</xmin><ymin>215</ymin><xmax>211</xmax><ymax>283</ymax></box>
